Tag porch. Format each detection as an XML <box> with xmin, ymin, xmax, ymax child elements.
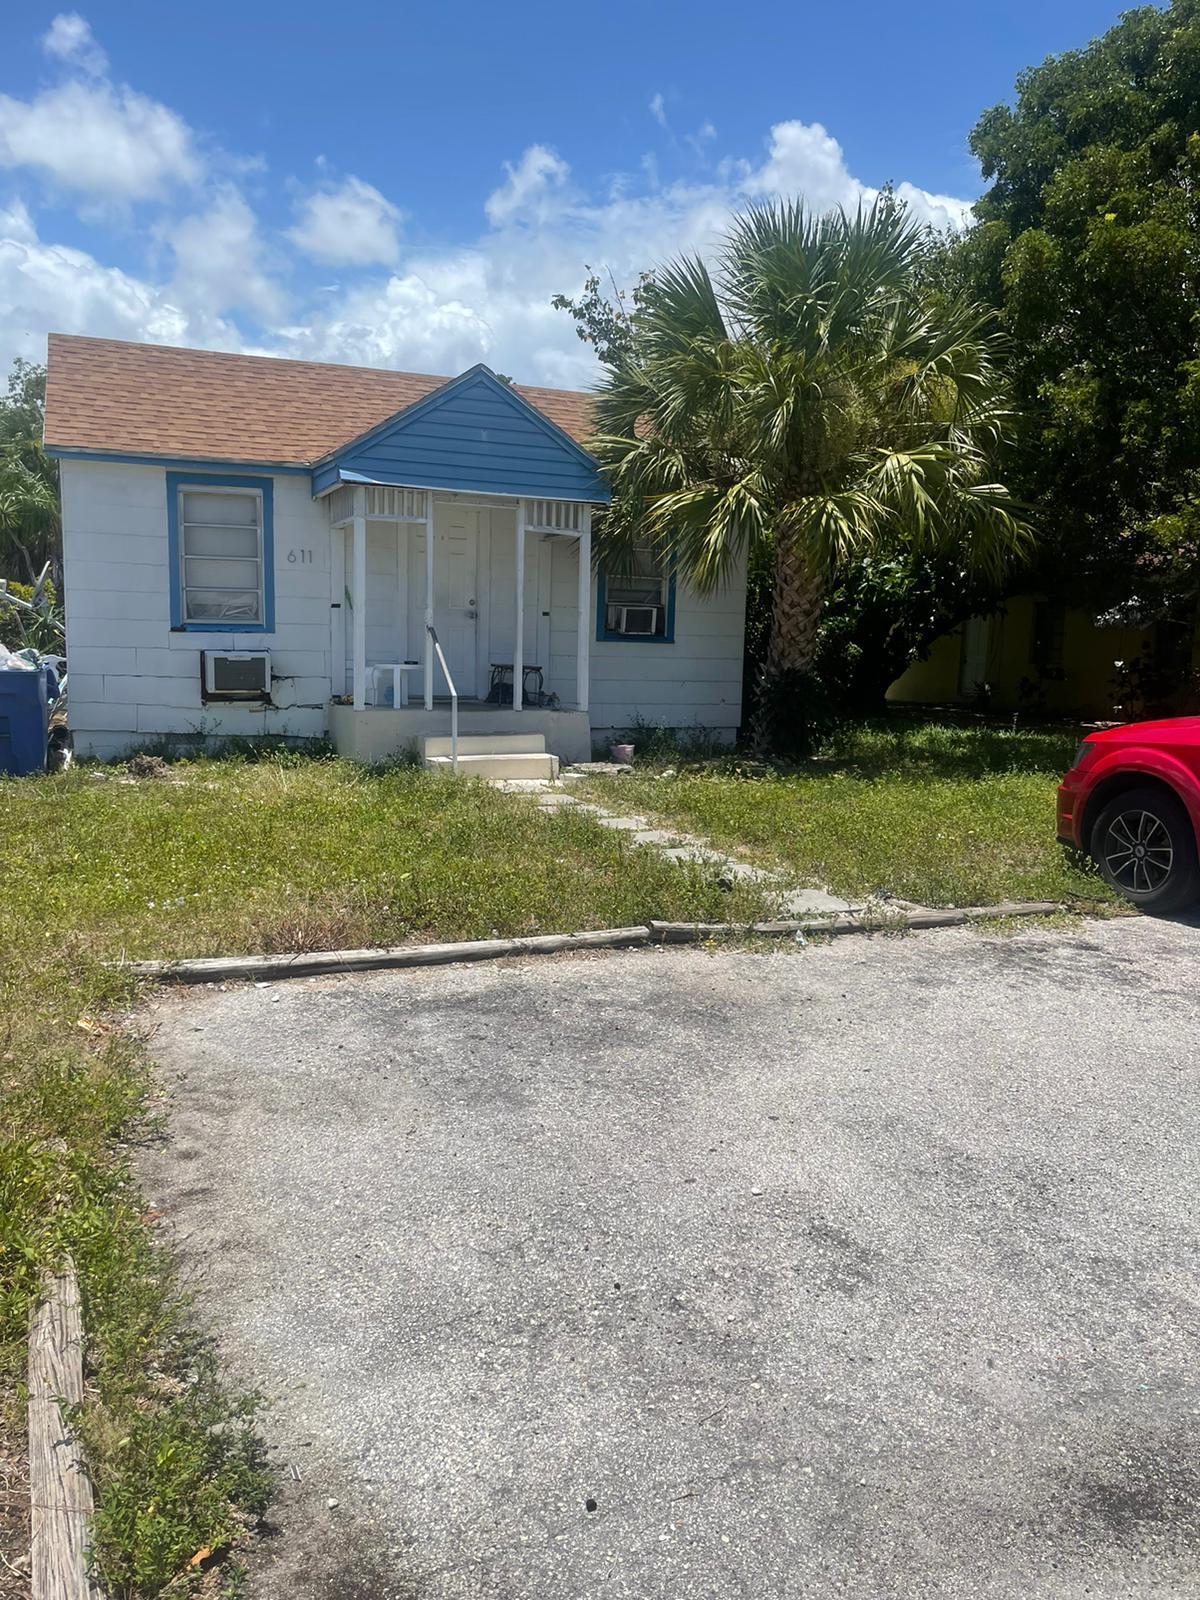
<box><xmin>325</xmin><ymin>483</ymin><xmax>593</xmax><ymax>764</ymax></box>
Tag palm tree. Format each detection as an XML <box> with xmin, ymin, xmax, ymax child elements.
<box><xmin>589</xmin><ymin>199</ymin><xmax>1029</xmax><ymax>749</ymax></box>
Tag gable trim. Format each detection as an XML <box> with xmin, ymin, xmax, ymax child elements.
<box><xmin>310</xmin><ymin>363</ymin><xmax>609</xmax><ymax>496</ymax></box>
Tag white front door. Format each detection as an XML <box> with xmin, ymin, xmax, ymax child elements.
<box><xmin>410</xmin><ymin>505</ymin><xmax>480</xmax><ymax>695</ymax></box>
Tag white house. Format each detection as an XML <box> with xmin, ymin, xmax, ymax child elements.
<box><xmin>44</xmin><ymin>335</ymin><xmax>748</xmax><ymax>769</ymax></box>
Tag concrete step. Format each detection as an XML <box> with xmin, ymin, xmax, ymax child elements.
<box><xmin>420</xmin><ymin>732</ymin><xmax>547</xmax><ymax>758</ymax></box>
<box><xmin>424</xmin><ymin>751</ymin><xmax>560</xmax><ymax>781</ymax></box>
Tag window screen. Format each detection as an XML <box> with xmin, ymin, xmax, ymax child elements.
<box><xmin>178</xmin><ymin>488</ymin><xmax>263</xmax><ymax>624</ymax></box>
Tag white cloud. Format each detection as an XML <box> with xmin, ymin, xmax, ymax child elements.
<box><xmin>287</xmin><ymin>176</ymin><xmax>401</xmax><ymax>266</ymax></box>
<box><xmin>745</xmin><ymin>119</ymin><xmax>971</xmax><ymax>231</ymax></box>
<box><xmin>484</xmin><ymin>145</ymin><xmax>569</xmax><ymax>227</ymax></box>
<box><xmin>0</xmin><ymin>208</ymin><xmax>235</xmax><ymax>367</ymax></box>
<box><xmin>0</xmin><ymin>46</ymin><xmax>978</xmax><ymax>391</ymax></box>
<box><xmin>649</xmin><ymin>93</ymin><xmax>668</xmax><ymax>130</ymax></box>
<box><xmin>42</xmin><ymin>12</ymin><xmax>107</xmax><ymax>76</ymax></box>
<box><xmin>0</xmin><ymin>79</ymin><xmax>201</xmax><ymax>203</ymax></box>
<box><xmin>167</xmin><ymin>188</ymin><xmax>284</xmax><ymax>325</ymax></box>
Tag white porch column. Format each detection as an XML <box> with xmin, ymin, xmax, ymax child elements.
<box><xmin>576</xmin><ymin>506</ymin><xmax>591</xmax><ymax>713</ymax></box>
<box><xmin>351</xmin><ymin>488</ymin><xmax>367</xmax><ymax>711</ymax></box>
<box><xmin>330</xmin><ymin>520</ymin><xmax>346</xmax><ymax>698</ymax></box>
<box><xmin>423</xmin><ymin>495</ymin><xmax>435</xmax><ymax>710</ymax></box>
<box><xmin>513</xmin><ymin>499</ymin><xmax>526</xmax><ymax>713</ymax></box>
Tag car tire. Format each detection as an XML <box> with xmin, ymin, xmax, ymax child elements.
<box><xmin>1090</xmin><ymin>785</ymin><xmax>1200</xmax><ymax>913</ymax></box>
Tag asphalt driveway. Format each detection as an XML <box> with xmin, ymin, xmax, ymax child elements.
<box><xmin>144</xmin><ymin>916</ymin><xmax>1200</xmax><ymax>1599</ymax></box>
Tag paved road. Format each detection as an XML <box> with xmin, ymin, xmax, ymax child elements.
<box><xmin>144</xmin><ymin>916</ymin><xmax>1200</xmax><ymax>1599</ymax></box>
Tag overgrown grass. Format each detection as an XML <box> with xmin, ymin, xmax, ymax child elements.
<box><xmin>1</xmin><ymin>756</ymin><xmax>768</xmax><ymax>1596</ymax></box>
<box><xmin>583</xmin><ymin>718</ymin><xmax>1118</xmax><ymax>910</ymax></box>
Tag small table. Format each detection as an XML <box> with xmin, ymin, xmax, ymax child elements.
<box><xmin>489</xmin><ymin>662</ymin><xmax>544</xmax><ymax>707</ymax></box>
<box><xmin>368</xmin><ymin>662</ymin><xmax>422</xmax><ymax>708</ymax></box>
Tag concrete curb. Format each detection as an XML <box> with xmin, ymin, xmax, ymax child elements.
<box><xmin>118</xmin><ymin>901</ymin><xmax>1063</xmax><ymax>985</ymax></box>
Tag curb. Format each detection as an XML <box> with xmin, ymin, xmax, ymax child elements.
<box><xmin>29</xmin><ymin>1255</ymin><xmax>94</xmax><ymax>1600</ymax></box>
<box><xmin>118</xmin><ymin>901</ymin><xmax>1063</xmax><ymax>985</ymax></box>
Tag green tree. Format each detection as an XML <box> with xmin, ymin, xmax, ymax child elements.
<box><xmin>0</xmin><ymin>359</ymin><xmax>60</xmax><ymax>584</ymax></box>
<box><xmin>950</xmin><ymin>0</ymin><xmax>1200</xmax><ymax>628</ymax></box>
<box><xmin>588</xmin><ymin>201</ymin><xmax>1027</xmax><ymax>750</ymax></box>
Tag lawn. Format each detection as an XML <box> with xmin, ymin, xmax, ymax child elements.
<box><xmin>585</xmin><ymin>719</ymin><xmax>1118</xmax><ymax>910</ymax></box>
<box><xmin>0</xmin><ymin>753</ymin><xmax>768</xmax><ymax>1598</ymax></box>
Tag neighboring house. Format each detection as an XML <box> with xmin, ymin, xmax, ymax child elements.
<box><xmin>889</xmin><ymin>597</ymin><xmax>1198</xmax><ymax>720</ymax></box>
<box><xmin>43</xmin><ymin>335</ymin><xmax>747</xmax><ymax>764</ymax></box>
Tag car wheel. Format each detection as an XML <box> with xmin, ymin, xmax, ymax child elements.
<box><xmin>1090</xmin><ymin>786</ymin><xmax>1200</xmax><ymax>913</ymax></box>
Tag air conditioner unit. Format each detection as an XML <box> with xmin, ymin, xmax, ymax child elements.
<box><xmin>609</xmin><ymin>605</ymin><xmax>659</xmax><ymax>636</ymax></box>
<box><xmin>202</xmin><ymin>650</ymin><xmax>271</xmax><ymax>699</ymax></box>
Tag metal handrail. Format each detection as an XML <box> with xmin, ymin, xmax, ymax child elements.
<box><xmin>425</xmin><ymin>622</ymin><xmax>458</xmax><ymax>773</ymax></box>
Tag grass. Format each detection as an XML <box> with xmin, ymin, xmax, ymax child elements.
<box><xmin>0</xmin><ymin>754</ymin><xmax>769</xmax><ymax>1597</ymax></box>
<box><xmin>583</xmin><ymin>718</ymin><xmax>1119</xmax><ymax>911</ymax></box>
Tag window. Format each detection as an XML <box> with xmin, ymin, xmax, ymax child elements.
<box><xmin>598</xmin><ymin>544</ymin><xmax>675</xmax><ymax>642</ymax></box>
<box><xmin>168</xmin><ymin>473</ymin><xmax>274</xmax><ymax>631</ymax></box>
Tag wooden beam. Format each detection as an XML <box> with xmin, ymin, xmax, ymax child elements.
<box><xmin>28</xmin><ymin>1257</ymin><xmax>94</xmax><ymax>1600</ymax></box>
<box><xmin>513</xmin><ymin>500</ymin><xmax>525</xmax><ymax>714</ymax></box>
<box><xmin>424</xmin><ymin>496</ymin><xmax>435</xmax><ymax>711</ymax></box>
<box><xmin>576</xmin><ymin>506</ymin><xmax>591</xmax><ymax>714</ymax></box>
<box><xmin>330</xmin><ymin>521</ymin><xmax>346</xmax><ymax>698</ymax></box>
<box><xmin>351</xmin><ymin>488</ymin><xmax>367</xmax><ymax>711</ymax></box>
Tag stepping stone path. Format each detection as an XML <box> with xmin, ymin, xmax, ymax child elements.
<box><xmin>491</xmin><ymin>764</ymin><xmax>861</xmax><ymax>919</ymax></box>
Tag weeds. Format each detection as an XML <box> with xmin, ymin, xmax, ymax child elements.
<box><xmin>0</xmin><ymin>753</ymin><xmax>770</xmax><ymax>1594</ymax></box>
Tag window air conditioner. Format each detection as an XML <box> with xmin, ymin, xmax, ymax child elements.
<box><xmin>202</xmin><ymin>651</ymin><xmax>271</xmax><ymax>699</ymax></box>
<box><xmin>611</xmin><ymin>605</ymin><xmax>659</xmax><ymax>636</ymax></box>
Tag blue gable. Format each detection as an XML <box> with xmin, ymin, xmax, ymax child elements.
<box><xmin>311</xmin><ymin>365</ymin><xmax>610</xmax><ymax>503</ymax></box>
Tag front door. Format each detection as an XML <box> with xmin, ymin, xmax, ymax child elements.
<box><xmin>410</xmin><ymin>505</ymin><xmax>480</xmax><ymax>695</ymax></box>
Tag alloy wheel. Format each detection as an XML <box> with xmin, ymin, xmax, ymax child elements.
<box><xmin>1100</xmin><ymin>808</ymin><xmax>1174</xmax><ymax>895</ymax></box>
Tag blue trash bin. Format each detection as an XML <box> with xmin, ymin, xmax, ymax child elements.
<box><xmin>0</xmin><ymin>666</ymin><xmax>50</xmax><ymax>776</ymax></box>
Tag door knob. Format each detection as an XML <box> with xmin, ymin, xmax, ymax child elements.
<box><xmin>466</xmin><ymin>608</ymin><xmax>478</xmax><ymax>619</ymax></box>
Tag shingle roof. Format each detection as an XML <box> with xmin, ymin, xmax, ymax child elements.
<box><xmin>43</xmin><ymin>334</ymin><xmax>597</xmax><ymax>465</ymax></box>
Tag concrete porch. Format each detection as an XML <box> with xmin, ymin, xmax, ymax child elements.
<box><xmin>328</xmin><ymin>701</ymin><xmax>592</xmax><ymax>765</ymax></box>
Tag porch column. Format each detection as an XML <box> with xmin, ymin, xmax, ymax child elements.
<box><xmin>330</xmin><ymin>521</ymin><xmax>346</xmax><ymax>698</ymax></box>
<box><xmin>351</xmin><ymin>488</ymin><xmax>367</xmax><ymax>711</ymax></box>
<box><xmin>513</xmin><ymin>499</ymin><xmax>526</xmax><ymax>713</ymax></box>
<box><xmin>576</xmin><ymin>506</ymin><xmax>591</xmax><ymax>713</ymax></box>
<box><xmin>423</xmin><ymin>496</ymin><xmax>434</xmax><ymax>710</ymax></box>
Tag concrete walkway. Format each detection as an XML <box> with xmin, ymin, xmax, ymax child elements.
<box><xmin>498</xmin><ymin>766</ymin><xmax>870</xmax><ymax>918</ymax></box>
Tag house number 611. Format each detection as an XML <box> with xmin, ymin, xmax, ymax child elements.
<box><xmin>288</xmin><ymin>549</ymin><xmax>314</xmax><ymax>563</ymax></box>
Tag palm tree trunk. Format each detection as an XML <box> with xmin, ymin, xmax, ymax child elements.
<box><xmin>765</xmin><ymin>537</ymin><xmax>823</xmax><ymax>676</ymax></box>
<box><xmin>750</xmin><ymin>538</ymin><xmax>826</xmax><ymax>755</ymax></box>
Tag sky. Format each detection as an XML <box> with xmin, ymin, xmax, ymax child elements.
<box><xmin>0</xmin><ymin>1</ymin><xmax>1131</xmax><ymax>391</ymax></box>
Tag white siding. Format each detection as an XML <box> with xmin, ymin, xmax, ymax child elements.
<box><xmin>60</xmin><ymin>462</ymin><xmax>750</xmax><ymax>756</ymax></box>
<box><xmin>548</xmin><ymin>537</ymin><xmax>747</xmax><ymax>740</ymax></box>
<box><xmin>61</xmin><ymin>461</ymin><xmax>332</xmax><ymax>757</ymax></box>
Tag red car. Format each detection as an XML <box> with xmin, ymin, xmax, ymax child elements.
<box><xmin>1057</xmin><ymin>717</ymin><xmax>1200</xmax><ymax>912</ymax></box>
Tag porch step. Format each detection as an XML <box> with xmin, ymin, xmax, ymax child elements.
<box><xmin>424</xmin><ymin>750</ymin><xmax>561</xmax><ymax>781</ymax></box>
<box><xmin>420</xmin><ymin>732</ymin><xmax>549</xmax><ymax>758</ymax></box>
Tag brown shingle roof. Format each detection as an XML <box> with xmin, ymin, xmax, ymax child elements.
<box><xmin>43</xmin><ymin>334</ymin><xmax>597</xmax><ymax>465</ymax></box>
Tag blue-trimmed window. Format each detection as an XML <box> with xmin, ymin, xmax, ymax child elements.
<box><xmin>596</xmin><ymin>545</ymin><xmax>676</xmax><ymax>643</ymax></box>
<box><xmin>167</xmin><ymin>472</ymin><xmax>274</xmax><ymax>632</ymax></box>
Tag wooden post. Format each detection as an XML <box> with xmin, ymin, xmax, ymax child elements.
<box><xmin>424</xmin><ymin>496</ymin><xmax>435</xmax><ymax>711</ymax></box>
<box><xmin>513</xmin><ymin>500</ymin><xmax>525</xmax><ymax>713</ymax></box>
<box><xmin>330</xmin><ymin>521</ymin><xmax>346</xmax><ymax>698</ymax></box>
<box><xmin>351</xmin><ymin>489</ymin><xmax>367</xmax><ymax>711</ymax></box>
<box><xmin>28</xmin><ymin>1257</ymin><xmax>94</xmax><ymax>1600</ymax></box>
<box><xmin>576</xmin><ymin>506</ymin><xmax>591</xmax><ymax>713</ymax></box>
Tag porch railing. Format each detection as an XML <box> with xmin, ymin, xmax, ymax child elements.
<box><xmin>425</xmin><ymin>622</ymin><xmax>458</xmax><ymax>773</ymax></box>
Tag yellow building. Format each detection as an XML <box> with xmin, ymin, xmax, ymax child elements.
<box><xmin>887</xmin><ymin>595</ymin><xmax>1184</xmax><ymax>720</ymax></box>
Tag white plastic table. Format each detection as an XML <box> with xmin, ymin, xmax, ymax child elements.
<box><xmin>367</xmin><ymin>662</ymin><xmax>422</xmax><ymax>708</ymax></box>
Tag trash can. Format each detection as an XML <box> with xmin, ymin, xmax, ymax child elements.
<box><xmin>0</xmin><ymin>666</ymin><xmax>50</xmax><ymax>776</ymax></box>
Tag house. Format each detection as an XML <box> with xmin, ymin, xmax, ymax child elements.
<box><xmin>888</xmin><ymin>598</ymin><xmax>1198</xmax><ymax>720</ymax></box>
<box><xmin>43</xmin><ymin>335</ymin><xmax>748</xmax><ymax>767</ymax></box>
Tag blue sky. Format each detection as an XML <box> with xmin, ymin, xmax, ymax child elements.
<box><xmin>0</xmin><ymin>1</ymin><xmax>1130</xmax><ymax>387</ymax></box>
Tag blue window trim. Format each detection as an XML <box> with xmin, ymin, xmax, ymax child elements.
<box><xmin>596</xmin><ymin>562</ymin><xmax>676</xmax><ymax>644</ymax></box>
<box><xmin>167</xmin><ymin>471</ymin><xmax>275</xmax><ymax>633</ymax></box>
